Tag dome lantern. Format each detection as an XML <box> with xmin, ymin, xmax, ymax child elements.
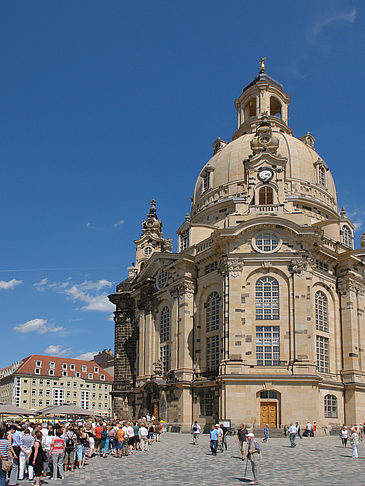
<box><xmin>233</xmin><ymin>60</ymin><xmax>291</xmax><ymax>140</ymax></box>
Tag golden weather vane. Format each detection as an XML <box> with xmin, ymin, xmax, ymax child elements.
<box><xmin>259</xmin><ymin>57</ymin><xmax>266</xmax><ymax>73</ymax></box>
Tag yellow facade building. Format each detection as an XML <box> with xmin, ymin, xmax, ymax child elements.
<box><xmin>109</xmin><ymin>66</ymin><xmax>365</xmax><ymax>434</ymax></box>
<box><xmin>0</xmin><ymin>355</ymin><xmax>113</xmax><ymax>417</ymax></box>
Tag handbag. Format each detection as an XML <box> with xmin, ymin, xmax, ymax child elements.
<box><xmin>0</xmin><ymin>454</ymin><xmax>12</xmax><ymax>472</ymax></box>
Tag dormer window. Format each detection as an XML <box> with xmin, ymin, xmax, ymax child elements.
<box><xmin>315</xmin><ymin>160</ymin><xmax>327</xmax><ymax>187</ymax></box>
<box><xmin>200</xmin><ymin>166</ymin><xmax>214</xmax><ymax>194</ymax></box>
<box><xmin>318</xmin><ymin>165</ymin><xmax>326</xmax><ymax>186</ymax></box>
<box><xmin>202</xmin><ymin>172</ymin><xmax>210</xmax><ymax>192</ymax></box>
<box><xmin>341</xmin><ymin>225</ymin><xmax>353</xmax><ymax>248</ymax></box>
<box><xmin>180</xmin><ymin>228</ymin><xmax>190</xmax><ymax>251</ymax></box>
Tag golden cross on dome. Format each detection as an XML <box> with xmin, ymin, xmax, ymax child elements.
<box><xmin>259</xmin><ymin>57</ymin><xmax>266</xmax><ymax>73</ymax></box>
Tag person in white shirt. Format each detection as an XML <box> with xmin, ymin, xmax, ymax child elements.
<box><xmin>138</xmin><ymin>425</ymin><xmax>149</xmax><ymax>451</ymax></box>
<box><xmin>41</xmin><ymin>424</ymin><xmax>49</xmax><ymax>439</ymax></box>
<box><xmin>191</xmin><ymin>421</ymin><xmax>201</xmax><ymax>445</ymax></box>
<box><xmin>288</xmin><ymin>423</ymin><xmax>297</xmax><ymax>448</ymax></box>
<box><xmin>126</xmin><ymin>423</ymin><xmax>134</xmax><ymax>455</ymax></box>
<box><xmin>42</xmin><ymin>429</ymin><xmax>54</xmax><ymax>476</ymax></box>
<box><xmin>350</xmin><ymin>427</ymin><xmax>360</xmax><ymax>458</ymax></box>
<box><xmin>305</xmin><ymin>421</ymin><xmax>312</xmax><ymax>437</ymax></box>
<box><xmin>217</xmin><ymin>425</ymin><xmax>224</xmax><ymax>452</ymax></box>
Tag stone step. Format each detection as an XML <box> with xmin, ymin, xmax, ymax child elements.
<box><xmin>253</xmin><ymin>428</ymin><xmax>285</xmax><ymax>438</ymax></box>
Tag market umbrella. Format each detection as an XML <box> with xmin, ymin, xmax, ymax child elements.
<box><xmin>37</xmin><ymin>402</ymin><xmax>100</xmax><ymax>417</ymax></box>
<box><xmin>0</xmin><ymin>402</ymin><xmax>33</xmax><ymax>416</ymax></box>
<box><xmin>35</xmin><ymin>405</ymin><xmax>58</xmax><ymax>416</ymax></box>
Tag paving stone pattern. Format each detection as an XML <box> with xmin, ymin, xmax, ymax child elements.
<box><xmin>20</xmin><ymin>434</ymin><xmax>365</xmax><ymax>486</ymax></box>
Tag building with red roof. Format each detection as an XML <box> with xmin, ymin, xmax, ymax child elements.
<box><xmin>0</xmin><ymin>354</ymin><xmax>113</xmax><ymax>416</ymax></box>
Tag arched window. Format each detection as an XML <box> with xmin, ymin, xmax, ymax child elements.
<box><xmin>342</xmin><ymin>225</ymin><xmax>352</xmax><ymax>248</ymax></box>
<box><xmin>324</xmin><ymin>394</ymin><xmax>337</xmax><ymax>418</ymax></box>
<box><xmin>244</xmin><ymin>98</ymin><xmax>256</xmax><ymax>120</ymax></box>
<box><xmin>259</xmin><ymin>186</ymin><xmax>273</xmax><ymax>205</ymax></box>
<box><xmin>206</xmin><ymin>291</ymin><xmax>220</xmax><ymax>332</ymax></box>
<box><xmin>318</xmin><ymin>165</ymin><xmax>326</xmax><ymax>186</ymax></box>
<box><xmin>160</xmin><ymin>306</ymin><xmax>170</xmax><ymax>342</ymax></box>
<box><xmin>270</xmin><ymin>96</ymin><xmax>281</xmax><ymax>118</ymax></box>
<box><xmin>260</xmin><ymin>390</ymin><xmax>277</xmax><ymax>399</ymax></box>
<box><xmin>315</xmin><ymin>291</ymin><xmax>328</xmax><ymax>332</ymax></box>
<box><xmin>256</xmin><ymin>277</ymin><xmax>280</xmax><ymax>320</ymax></box>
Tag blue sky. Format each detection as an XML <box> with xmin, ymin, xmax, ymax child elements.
<box><xmin>0</xmin><ymin>0</ymin><xmax>363</xmax><ymax>368</ymax></box>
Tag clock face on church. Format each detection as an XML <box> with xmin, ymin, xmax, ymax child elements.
<box><xmin>258</xmin><ymin>168</ymin><xmax>273</xmax><ymax>182</ymax></box>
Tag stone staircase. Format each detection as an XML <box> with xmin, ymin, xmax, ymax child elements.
<box><xmin>253</xmin><ymin>427</ymin><xmax>285</xmax><ymax>438</ymax></box>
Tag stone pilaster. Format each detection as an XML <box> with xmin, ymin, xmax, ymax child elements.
<box><xmin>170</xmin><ymin>280</ymin><xmax>196</xmax><ymax>380</ymax></box>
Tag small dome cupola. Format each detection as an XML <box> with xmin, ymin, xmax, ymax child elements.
<box><xmin>233</xmin><ymin>58</ymin><xmax>291</xmax><ymax>140</ymax></box>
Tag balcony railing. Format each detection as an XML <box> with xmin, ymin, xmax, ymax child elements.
<box><xmin>250</xmin><ymin>204</ymin><xmax>281</xmax><ymax>214</ymax></box>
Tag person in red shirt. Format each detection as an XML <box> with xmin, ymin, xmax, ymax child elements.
<box><xmin>94</xmin><ymin>423</ymin><xmax>103</xmax><ymax>455</ymax></box>
<box><xmin>50</xmin><ymin>430</ymin><xmax>65</xmax><ymax>480</ymax></box>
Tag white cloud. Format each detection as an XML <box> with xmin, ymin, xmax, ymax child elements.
<box><xmin>33</xmin><ymin>278</ymin><xmax>48</xmax><ymax>290</ymax></box>
<box><xmin>74</xmin><ymin>351</ymin><xmax>98</xmax><ymax>361</ymax></box>
<box><xmin>348</xmin><ymin>207</ymin><xmax>365</xmax><ymax>233</ymax></box>
<box><xmin>13</xmin><ymin>318</ymin><xmax>66</xmax><ymax>335</ymax></box>
<box><xmin>86</xmin><ymin>222</ymin><xmax>92</xmax><ymax>228</ymax></box>
<box><xmin>44</xmin><ymin>345</ymin><xmax>72</xmax><ymax>357</ymax></box>
<box><xmin>0</xmin><ymin>279</ymin><xmax>22</xmax><ymax>289</ymax></box>
<box><xmin>353</xmin><ymin>222</ymin><xmax>363</xmax><ymax>231</ymax></box>
<box><xmin>308</xmin><ymin>8</ymin><xmax>357</xmax><ymax>46</ymax></box>
<box><xmin>113</xmin><ymin>219</ymin><xmax>125</xmax><ymax>228</ymax></box>
<box><xmin>40</xmin><ymin>279</ymin><xmax>115</xmax><ymax>313</ymax></box>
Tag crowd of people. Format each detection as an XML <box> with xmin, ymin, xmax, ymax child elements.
<box><xmin>1</xmin><ymin>417</ymin><xmax>364</xmax><ymax>486</ymax></box>
<box><xmin>0</xmin><ymin>418</ymin><xmax>163</xmax><ymax>486</ymax></box>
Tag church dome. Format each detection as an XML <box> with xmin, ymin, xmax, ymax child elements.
<box><xmin>192</xmin><ymin>131</ymin><xmax>337</xmax><ymax>213</ymax></box>
<box><xmin>191</xmin><ymin>67</ymin><xmax>338</xmax><ymax>219</ymax></box>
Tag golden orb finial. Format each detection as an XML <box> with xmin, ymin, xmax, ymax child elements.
<box><xmin>259</xmin><ymin>57</ymin><xmax>266</xmax><ymax>73</ymax></box>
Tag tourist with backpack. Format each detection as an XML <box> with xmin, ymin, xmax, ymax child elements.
<box><xmin>191</xmin><ymin>421</ymin><xmax>201</xmax><ymax>445</ymax></box>
<box><xmin>63</xmin><ymin>427</ymin><xmax>77</xmax><ymax>472</ymax></box>
<box><xmin>101</xmin><ymin>426</ymin><xmax>109</xmax><ymax>458</ymax></box>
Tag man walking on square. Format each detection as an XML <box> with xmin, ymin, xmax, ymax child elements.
<box><xmin>191</xmin><ymin>421</ymin><xmax>201</xmax><ymax>445</ymax></box>
<box><xmin>296</xmin><ymin>422</ymin><xmax>302</xmax><ymax>439</ymax></box>
<box><xmin>209</xmin><ymin>424</ymin><xmax>219</xmax><ymax>456</ymax></box>
<box><xmin>289</xmin><ymin>423</ymin><xmax>297</xmax><ymax>447</ymax></box>
<box><xmin>237</xmin><ymin>424</ymin><xmax>248</xmax><ymax>460</ymax></box>
<box><xmin>263</xmin><ymin>424</ymin><xmax>269</xmax><ymax>443</ymax></box>
<box><xmin>244</xmin><ymin>433</ymin><xmax>261</xmax><ymax>485</ymax></box>
<box><xmin>305</xmin><ymin>421</ymin><xmax>312</xmax><ymax>437</ymax></box>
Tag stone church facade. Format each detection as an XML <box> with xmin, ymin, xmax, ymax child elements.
<box><xmin>109</xmin><ymin>66</ymin><xmax>365</xmax><ymax>433</ymax></box>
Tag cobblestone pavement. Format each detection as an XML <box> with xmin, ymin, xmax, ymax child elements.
<box><xmin>20</xmin><ymin>434</ymin><xmax>365</xmax><ymax>486</ymax></box>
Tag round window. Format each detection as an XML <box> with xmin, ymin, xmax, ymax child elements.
<box><xmin>143</xmin><ymin>246</ymin><xmax>153</xmax><ymax>256</ymax></box>
<box><xmin>252</xmin><ymin>231</ymin><xmax>281</xmax><ymax>253</ymax></box>
<box><xmin>156</xmin><ymin>270</ymin><xmax>168</xmax><ymax>290</ymax></box>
